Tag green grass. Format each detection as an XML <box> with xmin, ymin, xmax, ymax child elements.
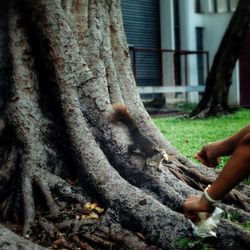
<box><xmin>222</xmin><ymin>211</ymin><xmax>241</xmax><ymax>222</ymax></box>
<box><xmin>222</xmin><ymin>211</ymin><xmax>250</xmax><ymax>231</ymax></box>
<box><xmin>154</xmin><ymin>108</ymin><xmax>250</xmax><ymax>246</ymax></box>
<box><xmin>171</xmin><ymin>237</ymin><xmax>215</xmax><ymax>250</ymax></box>
<box><xmin>243</xmin><ymin>221</ymin><xmax>250</xmax><ymax>231</ymax></box>
<box><xmin>153</xmin><ymin>108</ymin><xmax>250</xmax><ymax>168</ymax></box>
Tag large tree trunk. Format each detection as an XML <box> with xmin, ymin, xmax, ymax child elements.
<box><xmin>0</xmin><ymin>0</ymin><xmax>250</xmax><ymax>249</ymax></box>
<box><xmin>190</xmin><ymin>0</ymin><xmax>250</xmax><ymax>118</ymax></box>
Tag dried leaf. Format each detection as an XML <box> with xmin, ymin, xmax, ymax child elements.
<box><xmin>95</xmin><ymin>207</ymin><xmax>104</xmax><ymax>213</ymax></box>
<box><xmin>86</xmin><ymin>212</ymin><xmax>99</xmax><ymax>219</ymax></box>
<box><xmin>81</xmin><ymin>212</ymin><xmax>99</xmax><ymax>220</ymax></box>
<box><xmin>81</xmin><ymin>214</ymin><xmax>88</xmax><ymax>219</ymax></box>
<box><xmin>90</xmin><ymin>203</ymin><xmax>98</xmax><ymax>210</ymax></box>
<box><xmin>83</xmin><ymin>202</ymin><xmax>92</xmax><ymax>210</ymax></box>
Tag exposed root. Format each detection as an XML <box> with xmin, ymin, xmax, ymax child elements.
<box><xmin>32</xmin><ymin>204</ymin><xmax>110</xmax><ymax>249</ymax></box>
<box><xmin>51</xmin><ymin>237</ymin><xmax>73</xmax><ymax>249</ymax></box>
<box><xmin>21</xmin><ymin>168</ymin><xmax>36</xmax><ymax>237</ymax></box>
<box><xmin>168</xmin><ymin>164</ymin><xmax>204</xmax><ymax>190</ymax></box>
<box><xmin>217</xmin><ymin>219</ymin><xmax>250</xmax><ymax>249</ymax></box>
<box><xmin>177</xmin><ymin>164</ymin><xmax>214</xmax><ymax>184</ymax></box>
<box><xmin>71</xmin><ymin>235</ymin><xmax>95</xmax><ymax>250</ymax></box>
<box><xmin>219</xmin><ymin>203</ymin><xmax>250</xmax><ymax>223</ymax></box>
<box><xmin>55</xmin><ymin>219</ymin><xmax>96</xmax><ymax>231</ymax></box>
<box><xmin>226</xmin><ymin>189</ymin><xmax>250</xmax><ymax>212</ymax></box>
<box><xmin>38</xmin><ymin>216</ymin><xmax>60</xmax><ymax>240</ymax></box>
<box><xmin>0</xmin><ymin>145</ymin><xmax>17</xmax><ymax>194</ymax></box>
<box><xmin>36</xmin><ymin>178</ymin><xmax>59</xmax><ymax>216</ymax></box>
<box><xmin>81</xmin><ymin>232</ymin><xmax>114</xmax><ymax>248</ymax></box>
<box><xmin>168</xmin><ymin>159</ymin><xmax>250</xmax><ymax>212</ymax></box>
<box><xmin>53</xmin><ymin>181</ymin><xmax>88</xmax><ymax>204</ymax></box>
<box><xmin>1</xmin><ymin>0</ymin><xmax>250</xmax><ymax>249</ymax></box>
<box><xmin>0</xmin><ymin>224</ymin><xmax>47</xmax><ymax>250</ymax></box>
<box><xmin>99</xmin><ymin>223</ymin><xmax>158</xmax><ymax>249</ymax></box>
<box><xmin>170</xmin><ymin>156</ymin><xmax>215</xmax><ymax>184</ymax></box>
<box><xmin>0</xmin><ymin>118</ymin><xmax>5</xmax><ymax>139</ymax></box>
<box><xmin>0</xmin><ymin>155</ymin><xmax>96</xmax><ymax>246</ymax></box>
<box><xmin>236</xmin><ymin>182</ymin><xmax>250</xmax><ymax>197</ymax></box>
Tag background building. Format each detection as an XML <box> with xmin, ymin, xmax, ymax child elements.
<box><xmin>121</xmin><ymin>0</ymin><xmax>248</xmax><ymax>107</ymax></box>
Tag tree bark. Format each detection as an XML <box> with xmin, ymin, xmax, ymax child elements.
<box><xmin>190</xmin><ymin>0</ymin><xmax>250</xmax><ymax>118</ymax></box>
<box><xmin>0</xmin><ymin>0</ymin><xmax>250</xmax><ymax>249</ymax></box>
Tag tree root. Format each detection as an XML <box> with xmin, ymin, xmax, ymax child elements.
<box><xmin>166</xmin><ymin>159</ymin><xmax>250</xmax><ymax>212</ymax></box>
<box><xmin>219</xmin><ymin>203</ymin><xmax>250</xmax><ymax>223</ymax></box>
<box><xmin>98</xmin><ymin>223</ymin><xmax>159</xmax><ymax>250</ymax></box>
<box><xmin>17</xmin><ymin>169</ymin><xmax>105</xmax><ymax>248</ymax></box>
<box><xmin>38</xmin><ymin>216</ymin><xmax>61</xmax><ymax>240</ymax></box>
<box><xmin>71</xmin><ymin>235</ymin><xmax>95</xmax><ymax>250</ymax></box>
<box><xmin>0</xmin><ymin>145</ymin><xmax>17</xmax><ymax>195</ymax></box>
<box><xmin>55</xmin><ymin>219</ymin><xmax>97</xmax><ymax>231</ymax></box>
<box><xmin>0</xmin><ymin>224</ymin><xmax>47</xmax><ymax>250</ymax></box>
<box><xmin>0</xmin><ymin>118</ymin><xmax>5</xmax><ymax>139</ymax></box>
<box><xmin>226</xmin><ymin>189</ymin><xmax>250</xmax><ymax>212</ymax></box>
<box><xmin>80</xmin><ymin>232</ymin><xmax>114</xmax><ymax>249</ymax></box>
<box><xmin>1</xmin><ymin>0</ymin><xmax>250</xmax><ymax>249</ymax></box>
<box><xmin>36</xmin><ymin>178</ymin><xmax>59</xmax><ymax>216</ymax></box>
<box><xmin>217</xmin><ymin>219</ymin><xmax>250</xmax><ymax>249</ymax></box>
<box><xmin>167</xmin><ymin>163</ymin><xmax>205</xmax><ymax>190</ymax></box>
<box><xmin>39</xmin><ymin>215</ymin><xmax>100</xmax><ymax>249</ymax></box>
<box><xmin>175</xmin><ymin>162</ymin><xmax>215</xmax><ymax>185</ymax></box>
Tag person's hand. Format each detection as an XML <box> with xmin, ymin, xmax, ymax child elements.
<box><xmin>183</xmin><ymin>195</ymin><xmax>214</xmax><ymax>223</ymax></box>
<box><xmin>195</xmin><ymin>142</ymin><xmax>221</xmax><ymax>168</ymax></box>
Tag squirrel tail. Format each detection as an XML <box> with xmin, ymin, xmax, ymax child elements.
<box><xmin>111</xmin><ymin>103</ymin><xmax>134</xmax><ymax>127</ymax></box>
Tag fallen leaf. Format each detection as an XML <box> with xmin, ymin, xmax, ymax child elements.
<box><xmin>95</xmin><ymin>207</ymin><xmax>104</xmax><ymax>213</ymax></box>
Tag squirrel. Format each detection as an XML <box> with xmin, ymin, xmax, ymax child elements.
<box><xmin>110</xmin><ymin>103</ymin><xmax>169</xmax><ymax>169</ymax></box>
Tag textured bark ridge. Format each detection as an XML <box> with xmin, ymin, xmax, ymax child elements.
<box><xmin>191</xmin><ymin>0</ymin><xmax>250</xmax><ymax>118</ymax></box>
<box><xmin>0</xmin><ymin>0</ymin><xmax>250</xmax><ymax>249</ymax></box>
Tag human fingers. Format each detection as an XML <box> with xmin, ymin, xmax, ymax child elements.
<box><xmin>185</xmin><ymin>195</ymin><xmax>198</xmax><ymax>201</ymax></box>
<box><xmin>184</xmin><ymin>211</ymin><xmax>200</xmax><ymax>223</ymax></box>
<box><xmin>182</xmin><ymin>196</ymin><xmax>201</xmax><ymax>214</ymax></box>
<box><xmin>195</xmin><ymin>152</ymin><xmax>219</xmax><ymax>168</ymax></box>
<box><xmin>195</xmin><ymin>152</ymin><xmax>210</xmax><ymax>166</ymax></box>
<box><xmin>209</xmin><ymin>156</ymin><xmax>220</xmax><ymax>168</ymax></box>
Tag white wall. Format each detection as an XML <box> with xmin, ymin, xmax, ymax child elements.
<box><xmin>160</xmin><ymin>0</ymin><xmax>175</xmax><ymax>86</ymax></box>
<box><xmin>179</xmin><ymin>0</ymin><xmax>199</xmax><ymax>102</ymax></box>
<box><xmin>160</xmin><ymin>0</ymin><xmax>176</xmax><ymax>102</ymax></box>
<box><xmin>160</xmin><ymin>0</ymin><xmax>240</xmax><ymax>106</ymax></box>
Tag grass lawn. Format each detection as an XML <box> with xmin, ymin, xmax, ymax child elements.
<box><xmin>153</xmin><ymin>108</ymin><xmax>250</xmax><ymax>169</ymax></box>
<box><xmin>154</xmin><ymin>108</ymin><xmax>250</xmax><ymax>237</ymax></box>
<box><xmin>154</xmin><ymin>108</ymin><xmax>250</xmax><ymax>246</ymax></box>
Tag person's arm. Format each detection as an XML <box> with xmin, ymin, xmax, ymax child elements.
<box><xmin>204</xmin><ymin>133</ymin><xmax>250</xmax><ymax>200</ymax></box>
<box><xmin>184</xmin><ymin>132</ymin><xmax>250</xmax><ymax>222</ymax></box>
<box><xmin>196</xmin><ymin>124</ymin><xmax>250</xmax><ymax>167</ymax></box>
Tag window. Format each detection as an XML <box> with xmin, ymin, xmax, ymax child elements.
<box><xmin>195</xmin><ymin>0</ymin><xmax>202</xmax><ymax>13</ymax></box>
<box><xmin>230</xmin><ymin>0</ymin><xmax>238</xmax><ymax>11</ymax></box>
<box><xmin>214</xmin><ymin>0</ymin><xmax>239</xmax><ymax>13</ymax></box>
<box><xmin>174</xmin><ymin>0</ymin><xmax>182</xmax><ymax>86</ymax></box>
<box><xmin>197</xmin><ymin>0</ymin><xmax>238</xmax><ymax>14</ymax></box>
<box><xmin>216</xmin><ymin>0</ymin><xmax>228</xmax><ymax>12</ymax></box>
<box><xmin>196</xmin><ymin>28</ymin><xmax>205</xmax><ymax>85</ymax></box>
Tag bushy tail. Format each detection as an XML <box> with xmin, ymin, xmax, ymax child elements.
<box><xmin>111</xmin><ymin>103</ymin><xmax>133</xmax><ymax>126</ymax></box>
